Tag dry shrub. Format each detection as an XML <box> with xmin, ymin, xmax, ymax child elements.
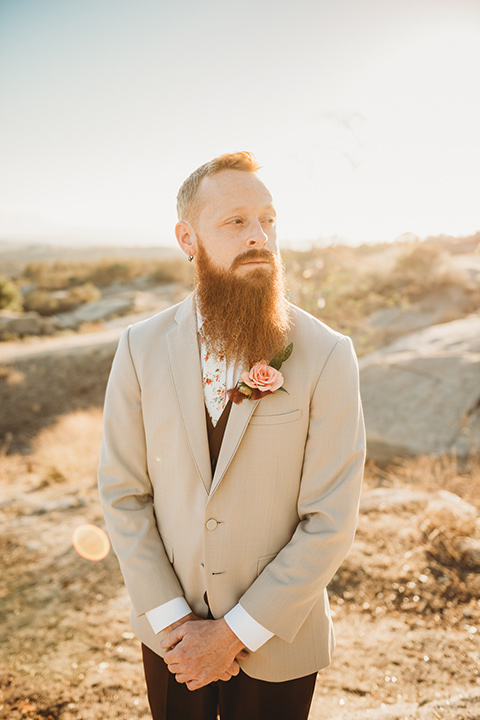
<box><xmin>86</xmin><ymin>259</ymin><xmax>138</xmax><ymax>286</ymax></box>
<box><xmin>67</xmin><ymin>282</ymin><xmax>101</xmax><ymax>304</ymax></box>
<box><xmin>359</xmin><ymin>454</ymin><xmax>480</xmax><ymax>611</ymax></box>
<box><xmin>32</xmin><ymin>408</ymin><xmax>104</xmax><ymax>483</ymax></box>
<box><xmin>23</xmin><ymin>260</ymin><xmax>79</xmax><ymax>289</ymax></box>
<box><xmin>150</xmin><ymin>257</ymin><xmax>194</xmax><ymax>286</ymax></box>
<box><xmin>22</xmin><ymin>257</ymin><xmax>194</xmax><ymax>291</ymax></box>
<box><xmin>419</xmin><ymin>505</ymin><xmax>480</xmax><ymax>607</ymax></box>
<box><xmin>365</xmin><ymin>454</ymin><xmax>480</xmax><ymax>511</ymax></box>
<box><xmin>0</xmin><ymin>275</ymin><xmax>23</xmax><ymax>311</ymax></box>
<box><xmin>0</xmin><ymin>433</ymin><xmax>26</xmax><ymax>482</ymax></box>
<box><xmin>282</xmin><ymin>239</ymin><xmax>478</xmax><ymax>351</ymax></box>
<box><xmin>421</xmin><ymin>505</ymin><xmax>478</xmax><ymax>569</ymax></box>
<box><xmin>390</xmin><ymin>240</ymin><xmax>465</xmax><ymax>292</ymax></box>
<box><xmin>24</xmin><ymin>283</ymin><xmax>101</xmax><ymax>316</ymax></box>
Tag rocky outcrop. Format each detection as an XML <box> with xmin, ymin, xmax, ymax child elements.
<box><xmin>0</xmin><ymin>310</ymin><xmax>56</xmax><ymax>339</ymax></box>
<box><xmin>362</xmin><ymin>283</ymin><xmax>480</xmax><ymax>348</ymax></box>
<box><xmin>359</xmin><ymin>314</ymin><xmax>480</xmax><ymax>459</ymax></box>
<box><xmin>69</xmin><ymin>296</ymin><xmax>135</xmax><ymax>324</ymax></box>
<box><xmin>56</xmin><ymin>287</ymin><xmax>178</xmax><ymax>329</ymax></box>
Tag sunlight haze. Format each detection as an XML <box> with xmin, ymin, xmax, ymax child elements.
<box><xmin>0</xmin><ymin>0</ymin><xmax>479</xmax><ymax>248</ymax></box>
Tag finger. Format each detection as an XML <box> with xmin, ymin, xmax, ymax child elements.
<box><xmin>174</xmin><ymin>673</ymin><xmax>192</xmax><ymax>685</ymax></box>
<box><xmin>186</xmin><ymin>679</ymin><xmax>206</xmax><ymax>691</ymax></box>
<box><xmin>159</xmin><ymin>624</ymin><xmax>188</xmax><ymax>649</ymax></box>
<box><xmin>236</xmin><ymin>649</ymin><xmax>249</xmax><ymax>660</ymax></box>
<box><xmin>165</xmin><ymin>658</ymin><xmax>193</xmax><ymax>677</ymax></box>
<box><xmin>218</xmin><ymin>672</ymin><xmax>233</xmax><ymax>681</ymax></box>
<box><xmin>226</xmin><ymin>661</ymin><xmax>240</xmax><ymax>677</ymax></box>
<box><xmin>163</xmin><ymin>652</ymin><xmax>179</xmax><ymax>666</ymax></box>
<box><xmin>165</xmin><ymin>657</ymin><xmax>192</xmax><ymax>675</ymax></box>
<box><xmin>163</xmin><ymin>643</ymin><xmax>186</xmax><ymax>664</ymax></box>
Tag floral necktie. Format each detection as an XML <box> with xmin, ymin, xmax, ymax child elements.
<box><xmin>200</xmin><ymin>335</ymin><xmax>227</xmax><ymax>426</ymax></box>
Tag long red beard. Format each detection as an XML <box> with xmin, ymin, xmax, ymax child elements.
<box><xmin>194</xmin><ymin>244</ymin><xmax>291</xmax><ymax>368</ymax></box>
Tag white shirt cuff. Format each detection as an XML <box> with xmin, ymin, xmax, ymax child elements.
<box><xmin>224</xmin><ymin>603</ymin><xmax>274</xmax><ymax>652</ymax></box>
<box><xmin>145</xmin><ymin>596</ymin><xmax>192</xmax><ymax>635</ymax></box>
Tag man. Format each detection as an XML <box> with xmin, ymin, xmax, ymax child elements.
<box><xmin>98</xmin><ymin>151</ymin><xmax>366</xmax><ymax>720</ymax></box>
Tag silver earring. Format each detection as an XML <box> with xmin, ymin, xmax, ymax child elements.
<box><xmin>187</xmin><ymin>254</ymin><xmax>194</xmax><ymax>262</ymax></box>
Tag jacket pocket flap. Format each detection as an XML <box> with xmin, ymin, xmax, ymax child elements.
<box><xmin>250</xmin><ymin>409</ymin><xmax>302</xmax><ymax>426</ymax></box>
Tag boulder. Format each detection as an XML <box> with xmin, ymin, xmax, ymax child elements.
<box><xmin>0</xmin><ymin>310</ymin><xmax>43</xmax><ymax>338</ymax></box>
<box><xmin>54</xmin><ymin>312</ymin><xmax>80</xmax><ymax>330</ymax></box>
<box><xmin>426</xmin><ymin>489</ymin><xmax>479</xmax><ymax>521</ymax></box>
<box><xmin>366</xmin><ymin>305</ymin><xmax>440</xmax><ymax>339</ymax></box>
<box><xmin>72</xmin><ymin>296</ymin><xmax>135</xmax><ymax>323</ymax></box>
<box><xmin>359</xmin><ymin>314</ymin><xmax>480</xmax><ymax>459</ymax></box>
<box><xmin>458</xmin><ymin>538</ymin><xmax>480</xmax><ymax>569</ymax></box>
<box><xmin>360</xmin><ymin>488</ymin><xmax>479</xmax><ymax>520</ymax></box>
<box><xmin>452</xmin><ymin>254</ymin><xmax>480</xmax><ymax>289</ymax></box>
<box><xmin>360</xmin><ymin>487</ymin><xmax>431</xmax><ymax>513</ymax></box>
<box><xmin>363</xmin><ymin>284</ymin><xmax>479</xmax><ymax>347</ymax></box>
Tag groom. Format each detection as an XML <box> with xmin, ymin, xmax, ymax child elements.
<box><xmin>98</xmin><ymin>152</ymin><xmax>366</xmax><ymax>720</ymax></box>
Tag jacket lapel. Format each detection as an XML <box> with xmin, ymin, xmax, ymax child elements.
<box><xmin>166</xmin><ymin>295</ymin><xmax>212</xmax><ymax>494</ymax></box>
<box><xmin>210</xmin><ymin>396</ymin><xmax>260</xmax><ymax>495</ymax></box>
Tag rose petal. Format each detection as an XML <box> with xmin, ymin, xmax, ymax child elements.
<box><xmin>240</xmin><ymin>370</ymin><xmax>257</xmax><ymax>389</ymax></box>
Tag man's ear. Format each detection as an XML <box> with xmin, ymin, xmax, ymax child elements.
<box><xmin>175</xmin><ymin>221</ymin><xmax>197</xmax><ymax>259</ymax></box>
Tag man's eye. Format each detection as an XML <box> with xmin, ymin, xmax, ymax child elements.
<box><xmin>262</xmin><ymin>217</ymin><xmax>276</xmax><ymax>225</ymax></box>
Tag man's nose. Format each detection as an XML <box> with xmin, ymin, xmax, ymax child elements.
<box><xmin>246</xmin><ymin>220</ymin><xmax>268</xmax><ymax>248</ymax></box>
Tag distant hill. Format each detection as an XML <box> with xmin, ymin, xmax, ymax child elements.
<box><xmin>0</xmin><ymin>240</ymin><xmax>179</xmax><ymax>275</ymax></box>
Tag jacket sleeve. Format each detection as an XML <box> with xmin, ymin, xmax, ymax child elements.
<box><xmin>237</xmin><ymin>336</ymin><xmax>366</xmax><ymax>643</ymax></box>
<box><xmin>97</xmin><ymin>327</ymin><xmax>185</xmax><ymax>616</ymax></box>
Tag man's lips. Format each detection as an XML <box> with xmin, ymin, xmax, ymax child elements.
<box><xmin>231</xmin><ymin>250</ymin><xmax>274</xmax><ymax>271</ymax></box>
<box><xmin>241</xmin><ymin>259</ymin><xmax>270</xmax><ymax>265</ymax></box>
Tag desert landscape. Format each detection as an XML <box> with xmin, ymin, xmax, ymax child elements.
<box><xmin>1</xmin><ymin>234</ymin><xmax>480</xmax><ymax>719</ymax></box>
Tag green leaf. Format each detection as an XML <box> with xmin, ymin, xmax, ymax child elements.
<box><xmin>281</xmin><ymin>342</ymin><xmax>294</xmax><ymax>363</ymax></box>
<box><xmin>269</xmin><ymin>342</ymin><xmax>294</xmax><ymax>370</ymax></box>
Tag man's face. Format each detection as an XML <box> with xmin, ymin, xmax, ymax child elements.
<box><xmin>181</xmin><ymin>169</ymin><xmax>279</xmax><ymax>274</ymax></box>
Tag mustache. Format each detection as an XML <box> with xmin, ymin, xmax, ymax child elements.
<box><xmin>230</xmin><ymin>249</ymin><xmax>275</xmax><ymax>271</ymax></box>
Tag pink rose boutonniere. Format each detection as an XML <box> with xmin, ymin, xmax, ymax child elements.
<box><xmin>227</xmin><ymin>342</ymin><xmax>293</xmax><ymax>404</ymax></box>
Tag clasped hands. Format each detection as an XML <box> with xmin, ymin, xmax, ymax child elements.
<box><xmin>158</xmin><ymin>613</ymin><xmax>249</xmax><ymax>691</ymax></box>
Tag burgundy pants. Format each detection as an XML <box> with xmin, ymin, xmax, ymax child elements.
<box><xmin>142</xmin><ymin>643</ymin><xmax>317</xmax><ymax>720</ymax></box>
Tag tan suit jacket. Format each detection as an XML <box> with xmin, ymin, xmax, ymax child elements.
<box><xmin>98</xmin><ymin>294</ymin><xmax>365</xmax><ymax>681</ymax></box>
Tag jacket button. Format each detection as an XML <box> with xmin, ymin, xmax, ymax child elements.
<box><xmin>206</xmin><ymin>518</ymin><xmax>218</xmax><ymax>531</ymax></box>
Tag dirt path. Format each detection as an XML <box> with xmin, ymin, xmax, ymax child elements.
<box><xmin>0</xmin><ymin>322</ymin><xmax>128</xmax><ymax>364</ymax></box>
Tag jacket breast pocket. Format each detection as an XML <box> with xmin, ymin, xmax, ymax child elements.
<box><xmin>249</xmin><ymin>409</ymin><xmax>302</xmax><ymax>426</ymax></box>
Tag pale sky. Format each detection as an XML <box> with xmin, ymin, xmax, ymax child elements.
<box><xmin>0</xmin><ymin>0</ymin><xmax>479</xmax><ymax>248</ymax></box>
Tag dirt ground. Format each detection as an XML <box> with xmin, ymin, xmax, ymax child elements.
<box><xmin>1</xmin><ymin>339</ymin><xmax>479</xmax><ymax>720</ymax></box>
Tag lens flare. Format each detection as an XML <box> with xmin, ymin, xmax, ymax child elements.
<box><xmin>72</xmin><ymin>524</ymin><xmax>110</xmax><ymax>561</ymax></box>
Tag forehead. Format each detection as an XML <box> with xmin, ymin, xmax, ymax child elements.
<box><xmin>196</xmin><ymin>170</ymin><xmax>275</xmax><ymax>218</ymax></box>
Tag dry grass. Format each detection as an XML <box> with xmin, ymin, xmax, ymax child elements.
<box><xmin>30</xmin><ymin>408</ymin><xmax>103</xmax><ymax>484</ymax></box>
<box><xmin>282</xmin><ymin>239</ymin><xmax>480</xmax><ymax>353</ymax></box>
<box><xmin>3</xmin><ymin>237</ymin><xmax>478</xmax><ymax>335</ymax></box>
<box><xmin>364</xmin><ymin>453</ymin><xmax>480</xmax><ymax>511</ymax></box>
<box><xmin>1</xmin><ymin>408</ymin><xmax>103</xmax><ymax>492</ymax></box>
<box><xmin>21</xmin><ymin>256</ymin><xmax>193</xmax><ymax>291</ymax></box>
<box><xmin>357</xmin><ymin>454</ymin><xmax>480</xmax><ymax>611</ymax></box>
<box><xmin>2</xmin><ymin>405</ymin><xmax>480</xmax><ymax>718</ymax></box>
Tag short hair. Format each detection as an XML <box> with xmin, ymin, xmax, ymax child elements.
<box><xmin>176</xmin><ymin>151</ymin><xmax>261</xmax><ymax>221</ymax></box>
